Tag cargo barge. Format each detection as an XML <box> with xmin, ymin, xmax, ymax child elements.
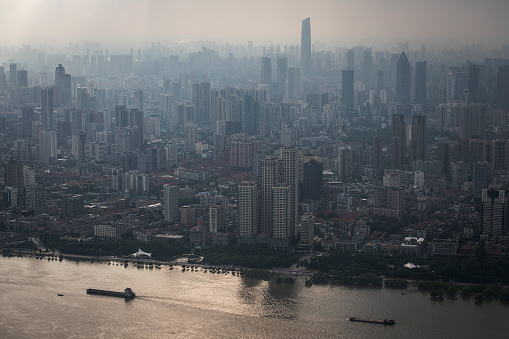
<box><xmin>86</xmin><ymin>287</ymin><xmax>136</xmax><ymax>299</ymax></box>
<box><xmin>349</xmin><ymin>317</ymin><xmax>395</xmax><ymax>325</ymax></box>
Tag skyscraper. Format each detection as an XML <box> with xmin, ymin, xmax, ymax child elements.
<box><xmin>346</xmin><ymin>49</ymin><xmax>354</xmax><ymax>71</ymax></box>
<box><xmin>396</xmin><ymin>52</ymin><xmax>411</xmax><ymax>105</ymax></box>
<box><xmin>414</xmin><ymin>61</ymin><xmax>427</xmax><ymax>105</ymax></box>
<box><xmin>482</xmin><ymin>188</ymin><xmax>509</xmax><ymax>239</ymax></box>
<box><xmin>163</xmin><ymin>184</ymin><xmax>179</xmax><ymax>222</ymax></box>
<box><xmin>238</xmin><ymin>181</ymin><xmax>259</xmax><ymax>245</ymax></box>
<box><xmin>468</xmin><ymin>63</ymin><xmax>479</xmax><ymax>103</ymax></box>
<box><xmin>261</xmin><ymin>57</ymin><xmax>272</xmax><ymax>85</ymax></box>
<box><xmin>373</xmin><ymin>135</ymin><xmax>383</xmax><ymax>172</ymax></box>
<box><xmin>41</xmin><ymin>87</ymin><xmax>54</xmax><ymax>130</ymax></box>
<box><xmin>39</xmin><ymin>130</ymin><xmax>57</xmax><ymax>163</ymax></box>
<box><xmin>9</xmin><ymin>63</ymin><xmax>17</xmax><ymax>85</ymax></box>
<box><xmin>277</xmin><ymin>56</ymin><xmax>288</xmax><ymax>97</ymax></box>
<box><xmin>55</xmin><ymin>64</ymin><xmax>71</xmax><ymax>105</ymax></box>
<box><xmin>391</xmin><ymin>114</ymin><xmax>406</xmax><ymax>169</ymax></box>
<box><xmin>410</xmin><ymin>114</ymin><xmax>426</xmax><ymax>163</ymax></box>
<box><xmin>363</xmin><ymin>48</ymin><xmax>373</xmax><ymax>86</ymax></box>
<box><xmin>192</xmin><ymin>82</ymin><xmax>211</xmax><ymax>123</ymax></box>
<box><xmin>260</xmin><ymin>156</ymin><xmax>279</xmax><ymax>235</ymax></box>
<box><xmin>17</xmin><ymin>69</ymin><xmax>28</xmax><ymax>87</ymax></box>
<box><xmin>342</xmin><ymin>70</ymin><xmax>354</xmax><ymax>113</ymax></box>
<box><xmin>302</xmin><ymin>159</ymin><xmax>323</xmax><ymax>201</ymax></box>
<box><xmin>497</xmin><ymin>66</ymin><xmax>509</xmax><ymax>111</ymax></box>
<box><xmin>281</xmin><ymin>145</ymin><xmax>299</xmax><ymax>239</ymax></box>
<box><xmin>301</xmin><ymin>17</ymin><xmax>311</xmax><ymax>77</ymax></box>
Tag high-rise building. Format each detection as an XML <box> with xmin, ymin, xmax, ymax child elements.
<box><xmin>459</xmin><ymin>104</ymin><xmax>486</xmax><ymax>139</ymax></box>
<box><xmin>163</xmin><ymin>184</ymin><xmax>179</xmax><ymax>222</ymax></box>
<box><xmin>272</xmin><ymin>184</ymin><xmax>291</xmax><ymax>243</ymax></box>
<box><xmin>374</xmin><ymin>187</ymin><xmax>405</xmax><ymax>217</ymax></box>
<box><xmin>133</xmin><ymin>89</ymin><xmax>144</xmax><ymax>112</ymax></box>
<box><xmin>241</xmin><ymin>94</ymin><xmax>260</xmax><ymax>135</ymax></box>
<box><xmin>4</xmin><ymin>159</ymin><xmax>24</xmax><ymax>193</ymax></box>
<box><xmin>396</xmin><ymin>52</ymin><xmax>411</xmax><ymax>105</ymax></box>
<box><xmin>238</xmin><ymin>181</ymin><xmax>259</xmax><ymax>245</ymax></box>
<box><xmin>261</xmin><ymin>57</ymin><xmax>272</xmax><ymax>85</ymax></box>
<box><xmin>391</xmin><ymin>114</ymin><xmax>406</xmax><ymax>169</ymax></box>
<box><xmin>17</xmin><ymin>69</ymin><xmax>28</xmax><ymax>87</ymax></box>
<box><xmin>373</xmin><ymin>135</ymin><xmax>383</xmax><ymax>172</ymax></box>
<box><xmin>260</xmin><ymin>156</ymin><xmax>280</xmax><ymax>235</ymax></box>
<box><xmin>468</xmin><ymin>63</ymin><xmax>479</xmax><ymax>103</ymax></box>
<box><xmin>362</xmin><ymin>48</ymin><xmax>373</xmax><ymax>87</ymax></box>
<box><xmin>414</xmin><ymin>61</ymin><xmax>427</xmax><ymax>105</ymax></box>
<box><xmin>342</xmin><ymin>70</ymin><xmax>354</xmax><ymax>113</ymax></box>
<box><xmin>184</xmin><ymin>125</ymin><xmax>197</xmax><ymax>151</ymax></box>
<box><xmin>481</xmin><ymin>188</ymin><xmax>509</xmax><ymax>239</ymax></box>
<box><xmin>39</xmin><ymin>130</ymin><xmax>57</xmax><ymax>163</ymax></box>
<box><xmin>281</xmin><ymin>145</ymin><xmax>299</xmax><ymax>239</ymax></box>
<box><xmin>63</xmin><ymin>195</ymin><xmax>84</xmax><ymax>218</ymax></box>
<box><xmin>209</xmin><ymin>204</ymin><xmax>225</xmax><ymax>233</ymax></box>
<box><xmin>192</xmin><ymin>82</ymin><xmax>211</xmax><ymax>123</ymax></box>
<box><xmin>410</xmin><ymin>114</ymin><xmax>426</xmax><ymax>163</ymax></box>
<box><xmin>55</xmin><ymin>64</ymin><xmax>71</xmax><ymax>105</ymax></box>
<box><xmin>346</xmin><ymin>49</ymin><xmax>354</xmax><ymax>71</ymax></box>
<box><xmin>473</xmin><ymin>163</ymin><xmax>492</xmax><ymax>200</ymax></box>
<box><xmin>497</xmin><ymin>66</ymin><xmax>509</xmax><ymax>111</ymax></box>
<box><xmin>71</xmin><ymin>131</ymin><xmax>87</xmax><ymax>161</ymax></box>
<box><xmin>301</xmin><ymin>17</ymin><xmax>311</xmax><ymax>77</ymax></box>
<box><xmin>337</xmin><ymin>146</ymin><xmax>353</xmax><ymax>182</ymax></box>
<box><xmin>437</xmin><ymin>141</ymin><xmax>450</xmax><ymax>177</ymax></box>
<box><xmin>302</xmin><ymin>159</ymin><xmax>323</xmax><ymax>201</ymax></box>
<box><xmin>9</xmin><ymin>63</ymin><xmax>17</xmax><ymax>85</ymax></box>
<box><xmin>41</xmin><ymin>87</ymin><xmax>54</xmax><ymax>130</ymax></box>
<box><xmin>298</xmin><ymin>214</ymin><xmax>315</xmax><ymax>247</ymax></box>
<box><xmin>276</xmin><ymin>56</ymin><xmax>288</xmax><ymax>97</ymax></box>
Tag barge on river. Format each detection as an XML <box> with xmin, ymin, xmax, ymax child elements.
<box><xmin>86</xmin><ymin>287</ymin><xmax>136</xmax><ymax>299</ymax></box>
<box><xmin>349</xmin><ymin>317</ymin><xmax>395</xmax><ymax>325</ymax></box>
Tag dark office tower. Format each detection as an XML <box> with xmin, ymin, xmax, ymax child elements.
<box><xmin>396</xmin><ymin>52</ymin><xmax>411</xmax><ymax>105</ymax></box>
<box><xmin>459</xmin><ymin>104</ymin><xmax>487</xmax><ymax>139</ymax></box>
<box><xmin>116</xmin><ymin>106</ymin><xmax>130</xmax><ymax>128</ymax></box>
<box><xmin>242</xmin><ymin>94</ymin><xmax>260</xmax><ymax>135</ymax></box>
<box><xmin>192</xmin><ymin>82</ymin><xmax>211</xmax><ymax>123</ymax></box>
<box><xmin>261</xmin><ymin>57</ymin><xmax>272</xmax><ymax>85</ymax></box>
<box><xmin>342</xmin><ymin>70</ymin><xmax>354</xmax><ymax>114</ymax></box>
<box><xmin>497</xmin><ymin>66</ymin><xmax>509</xmax><ymax>111</ymax></box>
<box><xmin>437</xmin><ymin>141</ymin><xmax>450</xmax><ymax>177</ymax></box>
<box><xmin>391</xmin><ymin>114</ymin><xmax>406</xmax><ymax>169</ymax></box>
<box><xmin>414</xmin><ymin>61</ymin><xmax>427</xmax><ymax>105</ymax></box>
<box><xmin>21</xmin><ymin>106</ymin><xmax>34</xmax><ymax>138</ymax></box>
<box><xmin>56</xmin><ymin>120</ymin><xmax>72</xmax><ymax>147</ymax></box>
<box><xmin>347</xmin><ymin>49</ymin><xmax>354</xmax><ymax>71</ymax></box>
<box><xmin>0</xmin><ymin>67</ymin><xmax>6</xmax><ymax>90</ymax></box>
<box><xmin>302</xmin><ymin>159</ymin><xmax>323</xmax><ymax>201</ymax></box>
<box><xmin>373</xmin><ymin>135</ymin><xmax>383</xmax><ymax>172</ymax></box>
<box><xmin>41</xmin><ymin>87</ymin><xmax>54</xmax><ymax>130</ymax></box>
<box><xmin>363</xmin><ymin>48</ymin><xmax>373</xmax><ymax>86</ymax></box>
<box><xmin>55</xmin><ymin>64</ymin><xmax>71</xmax><ymax>105</ymax></box>
<box><xmin>410</xmin><ymin>114</ymin><xmax>426</xmax><ymax>163</ymax></box>
<box><xmin>4</xmin><ymin>159</ymin><xmax>23</xmax><ymax>193</ymax></box>
<box><xmin>277</xmin><ymin>56</ymin><xmax>288</xmax><ymax>97</ymax></box>
<box><xmin>17</xmin><ymin>69</ymin><xmax>28</xmax><ymax>87</ymax></box>
<box><xmin>130</xmin><ymin>109</ymin><xmax>145</xmax><ymax>149</ymax></box>
<box><xmin>468</xmin><ymin>63</ymin><xmax>479</xmax><ymax>103</ymax></box>
<box><xmin>376</xmin><ymin>71</ymin><xmax>385</xmax><ymax>91</ymax></box>
<box><xmin>9</xmin><ymin>63</ymin><xmax>17</xmax><ymax>85</ymax></box>
<box><xmin>301</xmin><ymin>17</ymin><xmax>311</xmax><ymax>77</ymax></box>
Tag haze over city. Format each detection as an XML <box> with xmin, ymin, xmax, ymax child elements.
<box><xmin>2</xmin><ymin>0</ymin><xmax>509</xmax><ymax>48</ymax></box>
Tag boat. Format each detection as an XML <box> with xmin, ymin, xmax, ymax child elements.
<box><xmin>86</xmin><ymin>287</ymin><xmax>136</xmax><ymax>299</ymax></box>
<box><xmin>57</xmin><ymin>294</ymin><xmax>64</xmax><ymax>296</ymax></box>
<box><xmin>349</xmin><ymin>317</ymin><xmax>395</xmax><ymax>325</ymax></box>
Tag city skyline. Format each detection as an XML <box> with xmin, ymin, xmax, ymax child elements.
<box><xmin>2</xmin><ymin>0</ymin><xmax>509</xmax><ymax>49</ymax></box>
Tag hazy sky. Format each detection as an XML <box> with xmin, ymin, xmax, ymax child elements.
<box><xmin>2</xmin><ymin>0</ymin><xmax>509</xmax><ymax>49</ymax></box>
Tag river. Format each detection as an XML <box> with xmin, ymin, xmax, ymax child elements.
<box><xmin>1</xmin><ymin>256</ymin><xmax>508</xmax><ymax>338</ymax></box>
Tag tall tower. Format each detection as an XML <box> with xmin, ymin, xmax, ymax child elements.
<box><xmin>301</xmin><ymin>17</ymin><xmax>311</xmax><ymax>77</ymax></box>
<box><xmin>287</xmin><ymin>67</ymin><xmax>301</xmax><ymax>100</ymax></box>
<box><xmin>362</xmin><ymin>48</ymin><xmax>373</xmax><ymax>87</ymax></box>
<box><xmin>410</xmin><ymin>114</ymin><xmax>426</xmax><ymax>163</ymax></box>
<box><xmin>277</xmin><ymin>56</ymin><xmax>288</xmax><ymax>97</ymax></box>
<box><xmin>17</xmin><ymin>69</ymin><xmax>28</xmax><ymax>87</ymax></box>
<box><xmin>163</xmin><ymin>184</ymin><xmax>179</xmax><ymax>222</ymax></box>
<box><xmin>338</xmin><ymin>146</ymin><xmax>353</xmax><ymax>182</ymax></box>
<box><xmin>373</xmin><ymin>135</ymin><xmax>383</xmax><ymax>172</ymax></box>
<box><xmin>396</xmin><ymin>52</ymin><xmax>411</xmax><ymax>105</ymax></box>
<box><xmin>55</xmin><ymin>64</ymin><xmax>71</xmax><ymax>105</ymax></box>
<box><xmin>260</xmin><ymin>156</ymin><xmax>280</xmax><ymax>235</ymax></box>
<box><xmin>391</xmin><ymin>114</ymin><xmax>406</xmax><ymax>169</ymax></box>
<box><xmin>497</xmin><ymin>66</ymin><xmax>509</xmax><ymax>111</ymax></box>
<box><xmin>414</xmin><ymin>61</ymin><xmax>427</xmax><ymax>105</ymax></box>
<box><xmin>342</xmin><ymin>70</ymin><xmax>354</xmax><ymax>114</ymax></box>
<box><xmin>192</xmin><ymin>82</ymin><xmax>211</xmax><ymax>123</ymax></box>
<box><xmin>238</xmin><ymin>181</ymin><xmax>259</xmax><ymax>245</ymax></box>
<box><xmin>41</xmin><ymin>87</ymin><xmax>54</xmax><ymax>130</ymax></box>
<box><xmin>9</xmin><ymin>63</ymin><xmax>17</xmax><ymax>85</ymax></box>
<box><xmin>468</xmin><ymin>63</ymin><xmax>479</xmax><ymax>103</ymax></box>
<box><xmin>281</xmin><ymin>145</ymin><xmax>299</xmax><ymax>239</ymax></box>
<box><xmin>481</xmin><ymin>188</ymin><xmax>509</xmax><ymax>239</ymax></box>
<box><xmin>346</xmin><ymin>49</ymin><xmax>354</xmax><ymax>71</ymax></box>
<box><xmin>261</xmin><ymin>57</ymin><xmax>272</xmax><ymax>85</ymax></box>
<box><xmin>39</xmin><ymin>131</ymin><xmax>57</xmax><ymax>163</ymax></box>
<box><xmin>302</xmin><ymin>159</ymin><xmax>323</xmax><ymax>201</ymax></box>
